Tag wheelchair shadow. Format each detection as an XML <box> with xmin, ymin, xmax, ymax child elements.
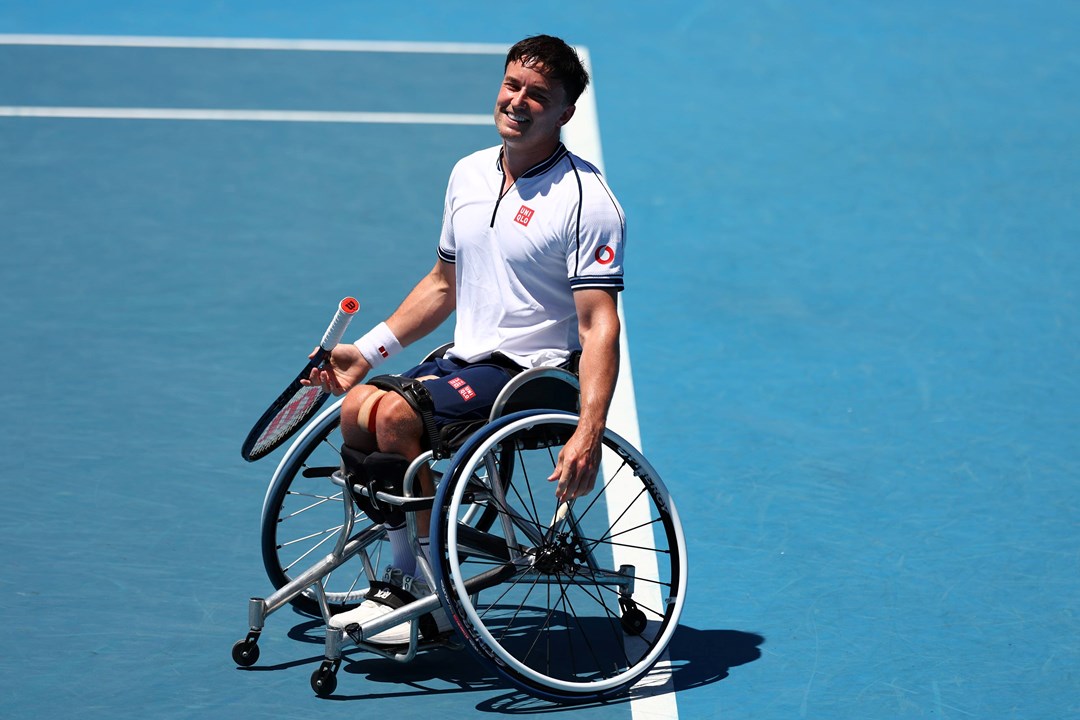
<box><xmin>238</xmin><ymin>611</ymin><xmax>509</xmax><ymax>697</ymax></box>
<box><xmin>246</xmin><ymin>610</ymin><xmax>763</xmax><ymax>708</ymax></box>
<box><xmin>475</xmin><ymin>626</ymin><xmax>765</xmax><ymax>714</ymax></box>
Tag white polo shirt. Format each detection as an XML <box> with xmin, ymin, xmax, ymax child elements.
<box><xmin>438</xmin><ymin>143</ymin><xmax>625</xmax><ymax>368</ymax></box>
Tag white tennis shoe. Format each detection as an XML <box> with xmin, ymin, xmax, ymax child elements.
<box><xmin>329</xmin><ymin>566</ymin><xmax>453</xmax><ymax>646</ymax></box>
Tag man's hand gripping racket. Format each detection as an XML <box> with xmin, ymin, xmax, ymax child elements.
<box><xmin>240</xmin><ymin>297</ymin><xmax>359</xmax><ymax>462</ymax></box>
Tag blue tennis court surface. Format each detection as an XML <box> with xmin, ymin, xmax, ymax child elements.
<box><xmin>1</xmin><ymin>3</ymin><xmax>1077</xmax><ymax>718</ymax></box>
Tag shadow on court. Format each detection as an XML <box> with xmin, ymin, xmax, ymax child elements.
<box><xmin>236</xmin><ymin>611</ymin><xmax>506</xmax><ymax>699</ymax></box>
<box><xmin>241</xmin><ymin>612</ymin><xmax>763</xmax><ymax>710</ymax></box>
<box><xmin>668</xmin><ymin>626</ymin><xmax>765</xmax><ymax>691</ymax></box>
<box><xmin>475</xmin><ymin>626</ymin><xmax>765</xmax><ymax>714</ymax></box>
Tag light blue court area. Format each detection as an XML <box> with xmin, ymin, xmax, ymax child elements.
<box><xmin>1</xmin><ymin>2</ymin><xmax>1078</xmax><ymax>719</ymax></box>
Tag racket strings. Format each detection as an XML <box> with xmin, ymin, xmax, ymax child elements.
<box><xmin>253</xmin><ymin>386</ymin><xmax>326</xmax><ymax>455</ymax></box>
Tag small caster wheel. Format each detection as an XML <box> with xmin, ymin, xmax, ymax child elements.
<box><xmin>311</xmin><ymin>660</ymin><xmax>338</xmax><ymax>697</ymax></box>
<box><xmin>620</xmin><ymin>607</ymin><xmax>647</xmax><ymax>636</ymax></box>
<box><xmin>232</xmin><ymin>637</ymin><xmax>260</xmax><ymax>666</ymax></box>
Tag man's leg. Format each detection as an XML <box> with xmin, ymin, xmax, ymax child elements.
<box><xmin>339</xmin><ymin>361</ymin><xmax>514</xmax><ymax>574</ymax></box>
<box><xmin>331</xmin><ymin>387</ymin><xmax>446</xmax><ymax>644</ymax></box>
<box><xmin>340</xmin><ymin>384</ymin><xmax>431</xmax><ymax>576</ymax></box>
<box><xmin>329</xmin><ymin>365</ymin><xmax>513</xmax><ymax>644</ymax></box>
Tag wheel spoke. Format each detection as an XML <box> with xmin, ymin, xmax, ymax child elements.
<box><xmin>436</xmin><ymin>412</ymin><xmax>685</xmax><ymax>700</ymax></box>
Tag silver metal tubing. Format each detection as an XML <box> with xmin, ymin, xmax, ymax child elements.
<box><xmin>248</xmin><ymin>597</ymin><xmax>266</xmax><ymax>631</ymax></box>
<box><xmin>260</xmin><ymin>524</ymin><xmax>383</xmax><ymax>616</ymax></box>
<box><xmin>339</xmin><ymin>591</ymin><xmax>443</xmax><ymax>644</ymax></box>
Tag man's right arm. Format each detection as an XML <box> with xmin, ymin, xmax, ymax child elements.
<box><xmin>307</xmin><ymin>259</ymin><xmax>456</xmax><ymax>394</ymax></box>
<box><xmin>384</xmin><ymin>258</ymin><xmax>457</xmax><ymax>347</ymax></box>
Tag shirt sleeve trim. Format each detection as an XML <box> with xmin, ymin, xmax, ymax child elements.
<box><xmin>570</xmin><ymin>276</ymin><xmax>624</xmax><ymax>290</ymax></box>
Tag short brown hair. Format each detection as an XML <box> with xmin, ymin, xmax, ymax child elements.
<box><xmin>505</xmin><ymin>35</ymin><xmax>590</xmax><ymax>105</ymax></box>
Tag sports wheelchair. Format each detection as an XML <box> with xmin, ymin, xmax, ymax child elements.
<box><xmin>233</xmin><ymin>346</ymin><xmax>687</xmax><ymax>703</ymax></box>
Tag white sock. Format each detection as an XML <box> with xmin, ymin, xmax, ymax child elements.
<box><xmin>385</xmin><ymin>524</ymin><xmax>416</xmax><ymax>576</ymax></box>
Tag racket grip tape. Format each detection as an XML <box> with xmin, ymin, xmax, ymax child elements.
<box><xmin>318</xmin><ymin>297</ymin><xmax>360</xmax><ymax>350</ymax></box>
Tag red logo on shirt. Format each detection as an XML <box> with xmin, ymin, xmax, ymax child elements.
<box><xmin>595</xmin><ymin>245</ymin><xmax>615</xmax><ymax>265</ymax></box>
<box><xmin>514</xmin><ymin>205</ymin><xmax>535</xmax><ymax>226</ymax></box>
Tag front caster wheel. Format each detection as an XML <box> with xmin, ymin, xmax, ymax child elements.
<box><xmin>311</xmin><ymin>660</ymin><xmax>339</xmax><ymax>697</ymax></box>
<box><xmin>232</xmin><ymin>636</ymin><xmax>260</xmax><ymax>667</ymax></box>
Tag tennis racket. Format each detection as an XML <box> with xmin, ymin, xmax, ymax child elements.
<box><xmin>241</xmin><ymin>297</ymin><xmax>360</xmax><ymax>462</ymax></box>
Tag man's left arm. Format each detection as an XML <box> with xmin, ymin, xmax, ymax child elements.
<box><xmin>549</xmin><ymin>287</ymin><xmax>621</xmax><ymax>500</ymax></box>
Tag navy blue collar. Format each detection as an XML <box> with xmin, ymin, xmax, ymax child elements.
<box><xmin>497</xmin><ymin>143</ymin><xmax>569</xmax><ymax>179</ymax></box>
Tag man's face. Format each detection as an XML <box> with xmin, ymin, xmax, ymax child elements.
<box><xmin>494</xmin><ymin>59</ymin><xmax>575</xmax><ymax>149</ymax></box>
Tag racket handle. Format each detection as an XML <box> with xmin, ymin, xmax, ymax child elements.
<box><xmin>318</xmin><ymin>297</ymin><xmax>360</xmax><ymax>351</ymax></box>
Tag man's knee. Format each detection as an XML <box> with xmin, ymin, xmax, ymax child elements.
<box><xmin>373</xmin><ymin>393</ymin><xmax>423</xmax><ymax>451</ymax></box>
<box><xmin>342</xmin><ymin>386</ymin><xmax>387</xmax><ymax>436</ymax></box>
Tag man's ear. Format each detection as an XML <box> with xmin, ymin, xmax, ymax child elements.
<box><xmin>558</xmin><ymin>104</ymin><xmax>577</xmax><ymax>127</ymax></box>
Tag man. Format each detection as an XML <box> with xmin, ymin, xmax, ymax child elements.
<box><xmin>305</xmin><ymin>34</ymin><xmax>625</xmax><ymax>643</ymax></box>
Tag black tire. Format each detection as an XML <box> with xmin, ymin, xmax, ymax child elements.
<box><xmin>311</xmin><ymin>661</ymin><xmax>338</xmax><ymax>696</ymax></box>
<box><xmin>231</xmin><ymin>637</ymin><xmax>260</xmax><ymax>667</ymax></box>
<box><xmin>431</xmin><ymin>411</ymin><xmax>687</xmax><ymax>702</ymax></box>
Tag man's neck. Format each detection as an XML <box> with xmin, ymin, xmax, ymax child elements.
<box><xmin>501</xmin><ymin>137</ymin><xmax>562</xmax><ymax>183</ymax></box>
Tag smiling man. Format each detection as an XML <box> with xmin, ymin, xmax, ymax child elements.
<box><xmin>307</xmin><ymin>34</ymin><xmax>626</xmax><ymax>644</ymax></box>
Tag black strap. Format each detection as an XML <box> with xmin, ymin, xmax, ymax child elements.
<box><xmin>368</xmin><ymin>375</ymin><xmax>446</xmax><ymax>458</ymax></box>
<box><xmin>363</xmin><ymin>580</ymin><xmax>414</xmax><ymax>609</ymax></box>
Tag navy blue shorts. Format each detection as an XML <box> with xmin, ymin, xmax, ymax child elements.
<box><xmin>401</xmin><ymin>356</ymin><xmax>517</xmax><ymax>428</ymax></box>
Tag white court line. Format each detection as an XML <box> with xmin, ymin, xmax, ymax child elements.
<box><xmin>0</xmin><ymin>106</ymin><xmax>492</xmax><ymax>125</ymax></box>
<box><xmin>0</xmin><ymin>34</ymin><xmax>497</xmax><ymax>126</ymax></box>
<box><xmin>2</xmin><ymin>34</ymin><xmax>679</xmax><ymax>717</ymax></box>
<box><xmin>0</xmin><ymin>33</ymin><xmax>508</xmax><ymax>54</ymax></box>
<box><xmin>566</xmin><ymin>48</ymin><xmax>680</xmax><ymax>720</ymax></box>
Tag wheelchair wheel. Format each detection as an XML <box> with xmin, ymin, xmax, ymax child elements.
<box><xmin>261</xmin><ymin>397</ymin><xmax>517</xmax><ymax>616</ymax></box>
<box><xmin>260</xmin><ymin>399</ymin><xmax>387</xmax><ymax>616</ymax></box>
<box><xmin>430</xmin><ymin>411</ymin><xmax>687</xmax><ymax>702</ymax></box>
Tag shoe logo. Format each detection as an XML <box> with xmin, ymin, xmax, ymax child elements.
<box><xmin>402</xmin><ymin>576</ymin><xmax>413</xmax><ymax>592</ymax></box>
<box><xmin>374</xmin><ymin>588</ymin><xmax>393</xmax><ymax>600</ymax></box>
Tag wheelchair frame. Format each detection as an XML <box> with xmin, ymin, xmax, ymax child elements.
<box><xmin>234</xmin><ymin>358</ymin><xmax>687</xmax><ymax>703</ymax></box>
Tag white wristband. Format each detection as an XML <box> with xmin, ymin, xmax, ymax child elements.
<box><xmin>354</xmin><ymin>322</ymin><xmax>403</xmax><ymax>369</ymax></box>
